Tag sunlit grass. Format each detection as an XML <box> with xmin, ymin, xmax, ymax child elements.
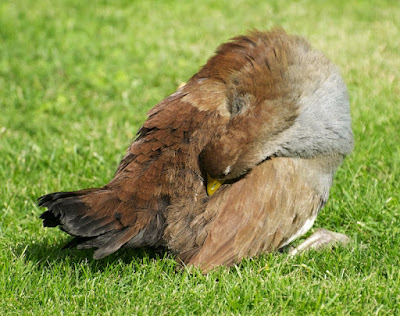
<box><xmin>1</xmin><ymin>0</ymin><xmax>399</xmax><ymax>314</ymax></box>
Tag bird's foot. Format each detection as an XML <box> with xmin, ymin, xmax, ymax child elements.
<box><xmin>288</xmin><ymin>228</ymin><xmax>350</xmax><ymax>256</ymax></box>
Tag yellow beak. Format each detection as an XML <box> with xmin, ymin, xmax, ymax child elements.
<box><xmin>207</xmin><ymin>173</ymin><xmax>224</xmax><ymax>196</ymax></box>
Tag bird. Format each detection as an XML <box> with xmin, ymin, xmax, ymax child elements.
<box><xmin>38</xmin><ymin>28</ymin><xmax>353</xmax><ymax>272</ymax></box>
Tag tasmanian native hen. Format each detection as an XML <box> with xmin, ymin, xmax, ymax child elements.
<box><xmin>38</xmin><ymin>29</ymin><xmax>353</xmax><ymax>272</ymax></box>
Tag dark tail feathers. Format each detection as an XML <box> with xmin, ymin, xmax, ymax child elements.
<box><xmin>37</xmin><ymin>188</ymin><xmax>127</xmax><ymax>257</ymax></box>
<box><xmin>38</xmin><ymin>189</ymin><xmax>97</xmax><ymax>228</ymax></box>
<box><xmin>37</xmin><ymin>188</ymin><xmax>164</xmax><ymax>259</ymax></box>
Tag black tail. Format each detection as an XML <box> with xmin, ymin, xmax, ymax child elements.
<box><xmin>37</xmin><ymin>188</ymin><xmax>162</xmax><ymax>259</ymax></box>
<box><xmin>38</xmin><ymin>189</ymin><xmax>98</xmax><ymax>229</ymax></box>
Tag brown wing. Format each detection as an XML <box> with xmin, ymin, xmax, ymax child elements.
<box><xmin>39</xmin><ymin>80</ymin><xmax>229</xmax><ymax>259</ymax></box>
<box><xmin>183</xmin><ymin>156</ymin><xmax>333</xmax><ymax>272</ymax></box>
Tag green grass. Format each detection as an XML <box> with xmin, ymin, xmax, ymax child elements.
<box><xmin>1</xmin><ymin>0</ymin><xmax>399</xmax><ymax>314</ymax></box>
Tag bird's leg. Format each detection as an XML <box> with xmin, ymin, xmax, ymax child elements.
<box><xmin>288</xmin><ymin>228</ymin><xmax>350</xmax><ymax>256</ymax></box>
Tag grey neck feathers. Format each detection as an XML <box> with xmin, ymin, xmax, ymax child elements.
<box><xmin>268</xmin><ymin>45</ymin><xmax>354</xmax><ymax>160</ymax></box>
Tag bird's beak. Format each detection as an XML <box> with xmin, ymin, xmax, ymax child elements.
<box><xmin>207</xmin><ymin>173</ymin><xmax>224</xmax><ymax>196</ymax></box>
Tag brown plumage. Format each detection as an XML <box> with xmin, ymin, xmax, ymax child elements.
<box><xmin>38</xmin><ymin>29</ymin><xmax>353</xmax><ymax>272</ymax></box>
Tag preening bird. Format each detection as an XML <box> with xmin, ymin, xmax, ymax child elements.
<box><xmin>38</xmin><ymin>29</ymin><xmax>353</xmax><ymax>272</ymax></box>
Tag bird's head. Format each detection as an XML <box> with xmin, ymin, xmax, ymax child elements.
<box><xmin>195</xmin><ymin>30</ymin><xmax>353</xmax><ymax>192</ymax></box>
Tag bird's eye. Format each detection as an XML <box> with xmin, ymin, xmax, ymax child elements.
<box><xmin>229</xmin><ymin>94</ymin><xmax>248</xmax><ymax>116</ymax></box>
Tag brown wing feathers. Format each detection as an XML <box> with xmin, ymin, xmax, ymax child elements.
<box><xmin>38</xmin><ymin>84</ymin><xmax>227</xmax><ymax>257</ymax></box>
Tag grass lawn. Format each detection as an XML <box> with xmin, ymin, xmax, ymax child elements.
<box><xmin>1</xmin><ymin>0</ymin><xmax>399</xmax><ymax>314</ymax></box>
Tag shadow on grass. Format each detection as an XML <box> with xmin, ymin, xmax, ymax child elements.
<box><xmin>16</xmin><ymin>237</ymin><xmax>174</xmax><ymax>272</ymax></box>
